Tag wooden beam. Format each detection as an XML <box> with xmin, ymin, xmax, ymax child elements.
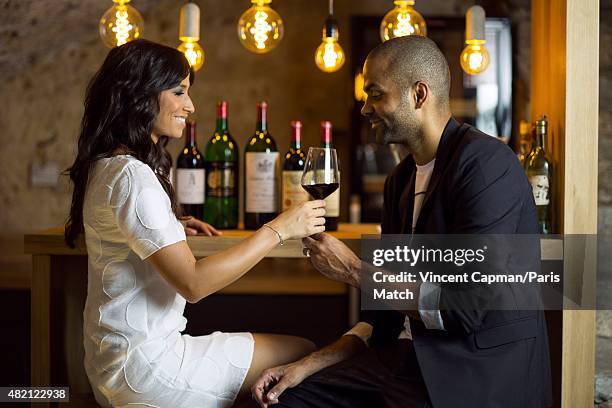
<box><xmin>561</xmin><ymin>0</ymin><xmax>599</xmax><ymax>407</ymax></box>
<box><xmin>531</xmin><ymin>0</ymin><xmax>599</xmax><ymax>406</ymax></box>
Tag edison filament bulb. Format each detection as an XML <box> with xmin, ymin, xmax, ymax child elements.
<box><xmin>315</xmin><ymin>17</ymin><xmax>345</xmax><ymax>73</ymax></box>
<box><xmin>380</xmin><ymin>0</ymin><xmax>427</xmax><ymax>42</ymax></box>
<box><xmin>460</xmin><ymin>6</ymin><xmax>490</xmax><ymax>75</ymax></box>
<box><xmin>178</xmin><ymin>41</ymin><xmax>205</xmax><ymax>71</ymax></box>
<box><xmin>237</xmin><ymin>0</ymin><xmax>284</xmax><ymax>54</ymax></box>
<box><xmin>178</xmin><ymin>2</ymin><xmax>204</xmax><ymax>71</ymax></box>
<box><xmin>99</xmin><ymin>0</ymin><xmax>144</xmax><ymax>48</ymax></box>
<box><xmin>460</xmin><ymin>41</ymin><xmax>490</xmax><ymax>74</ymax></box>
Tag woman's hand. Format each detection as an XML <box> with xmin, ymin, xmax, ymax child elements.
<box><xmin>181</xmin><ymin>216</ymin><xmax>222</xmax><ymax>236</ymax></box>
<box><xmin>267</xmin><ymin>200</ymin><xmax>326</xmax><ymax>241</ymax></box>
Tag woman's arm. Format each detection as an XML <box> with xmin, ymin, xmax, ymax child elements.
<box><xmin>147</xmin><ymin>200</ymin><xmax>326</xmax><ymax>303</ymax></box>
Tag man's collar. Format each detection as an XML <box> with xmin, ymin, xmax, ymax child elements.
<box><xmin>407</xmin><ymin>117</ymin><xmax>460</xmax><ymax>167</ymax></box>
<box><xmin>438</xmin><ymin>116</ymin><xmax>461</xmax><ymax>157</ymax></box>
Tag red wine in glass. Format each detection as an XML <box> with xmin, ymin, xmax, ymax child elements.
<box><xmin>302</xmin><ymin>183</ymin><xmax>339</xmax><ymax>199</ymax></box>
<box><xmin>301</xmin><ymin>147</ymin><xmax>340</xmax><ymax>202</ymax></box>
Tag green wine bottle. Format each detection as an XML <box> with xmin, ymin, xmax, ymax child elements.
<box><xmin>203</xmin><ymin>101</ymin><xmax>239</xmax><ymax>229</ymax></box>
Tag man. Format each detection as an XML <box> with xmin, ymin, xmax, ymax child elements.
<box><xmin>252</xmin><ymin>36</ymin><xmax>552</xmax><ymax>408</ymax></box>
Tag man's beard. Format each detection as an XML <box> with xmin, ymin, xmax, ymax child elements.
<box><xmin>377</xmin><ymin>119</ymin><xmax>420</xmax><ymax>148</ymax></box>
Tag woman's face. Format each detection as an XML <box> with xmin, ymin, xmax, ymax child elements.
<box><xmin>151</xmin><ymin>76</ymin><xmax>195</xmax><ymax>143</ymax></box>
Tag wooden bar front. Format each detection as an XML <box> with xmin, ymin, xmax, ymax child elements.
<box><xmin>24</xmin><ymin>224</ymin><xmax>379</xmax><ymax>406</ymax></box>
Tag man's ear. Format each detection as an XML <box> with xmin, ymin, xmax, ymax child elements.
<box><xmin>414</xmin><ymin>81</ymin><xmax>429</xmax><ymax>109</ymax></box>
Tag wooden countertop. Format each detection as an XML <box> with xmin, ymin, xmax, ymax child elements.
<box><xmin>24</xmin><ymin>223</ymin><xmax>381</xmax><ymax>258</ymax></box>
<box><xmin>21</xmin><ymin>225</ymin><xmax>564</xmax><ymax>296</ymax></box>
<box><xmin>23</xmin><ymin>224</ymin><xmax>380</xmax><ymax>295</ymax></box>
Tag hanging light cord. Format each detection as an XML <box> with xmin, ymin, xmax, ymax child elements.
<box><xmin>329</xmin><ymin>0</ymin><xmax>333</xmax><ymax>16</ymax></box>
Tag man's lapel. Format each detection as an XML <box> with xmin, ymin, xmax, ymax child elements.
<box><xmin>400</xmin><ymin>166</ymin><xmax>416</xmax><ymax>234</ymax></box>
<box><xmin>414</xmin><ymin>118</ymin><xmax>464</xmax><ymax>233</ymax></box>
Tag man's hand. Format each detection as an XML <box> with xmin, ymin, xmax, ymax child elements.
<box><xmin>181</xmin><ymin>217</ymin><xmax>222</xmax><ymax>236</ymax></box>
<box><xmin>251</xmin><ymin>361</ymin><xmax>312</xmax><ymax>407</ymax></box>
<box><xmin>251</xmin><ymin>335</ymin><xmax>368</xmax><ymax>407</ymax></box>
<box><xmin>302</xmin><ymin>233</ymin><xmax>361</xmax><ymax>288</ymax></box>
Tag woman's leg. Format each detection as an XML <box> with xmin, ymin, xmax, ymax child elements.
<box><xmin>239</xmin><ymin>333</ymin><xmax>316</xmax><ymax>396</ymax></box>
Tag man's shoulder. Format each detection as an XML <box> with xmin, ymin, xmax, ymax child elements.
<box><xmin>461</xmin><ymin>125</ymin><xmax>512</xmax><ymax>155</ymax></box>
<box><xmin>455</xmin><ymin>125</ymin><xmax>519</xmax><ymax>172</ymax></box>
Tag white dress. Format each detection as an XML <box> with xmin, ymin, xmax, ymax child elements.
<box><xmin>82</xmin><ymin>155</ymin><xmax>254</xmax><ymax>407</ymax></box>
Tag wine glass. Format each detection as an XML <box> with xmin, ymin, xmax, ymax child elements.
<box><xmin>301</xmin><ymin>147</ymin><xmax>340</xmax><ymax>199</ymax></box>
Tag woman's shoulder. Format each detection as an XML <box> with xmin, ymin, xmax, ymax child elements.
<box><xmin>95</xmin><ymin>155</ymin><xmax>154</xmax><ymax>184</ymax></box>
<box><xmin>88</xmin><ymin>155</ymin><xmax>158</xmax><ymax>204</ymax></box>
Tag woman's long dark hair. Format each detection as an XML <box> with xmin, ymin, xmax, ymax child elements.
<box><xmin>65</xmin><ymin>39</ymin><xmax>194</xmax><ymax>248</ymax></box>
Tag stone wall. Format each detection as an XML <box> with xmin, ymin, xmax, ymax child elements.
<box><xmin>0</xmin><ymin>0</ymin><xmax>531</xmax><ymax>234</ymax></box>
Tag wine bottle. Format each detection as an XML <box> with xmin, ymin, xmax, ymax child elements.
<box><xmin>244</xmin><ymin>101</ymin><xmax>280</xmax><ymax>230</ymax></box>
<box><xmin>176</xmin><ymin>120</ymin><xmax>205</xmax><ymax>220</ymax></box>
<box><xmin>320</xmin><ymin>121</ymin><xmax>339</xmax><ymax>231</ymax></box>
<box><xmin>525</xmin><ymin>115</ymin><xmax>552</xmax><ymax>234</ymax></box>
<box><xmin>203</xmin><ymin>101</ymin><xmax>239</xmax><ymax>229</ymax></box>
<box><xmin>517</xmin><ymin>120</ymin><xmax>532</xmax><ymax>167</ymax></box>
<box><xmin>282</xmin><ymin>121</ymin><xmax>309</xmax><ymax>211</ymax></box>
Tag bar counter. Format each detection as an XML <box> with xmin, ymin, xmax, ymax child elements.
<box><xmin>23</xmin><ymin>223</ymin><xmax>379</xmax><ymax>406</ymax></box>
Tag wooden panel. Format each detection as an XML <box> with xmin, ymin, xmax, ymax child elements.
<box><xmin>531</xmin><ymin>1</ymin><xmax>599</xmax><ymax>407</ymax></box>
<box><xmin>0</xmin><ymin>235</ymin><xmax>31</xmax><ymax>289</ymax></box>
<box><xmin>30</xmin><ymin>255</ymin><xmax>50</xmax><ymax>408</ymax></box>
<box><xmin>58</xmin><ymin>256</ymin><xmax>92</xmax><ymax>394</ymax></box>
<box><xmin>563</xmin><ymin>0</ymin><xmax>599</xmax><ymax>234</ymax></box>
<box><xmin>218</xmin><ymin>258</ymin><xmax>347</xmax><ymax>295</ymax></box>
<box><xmin>561</xmin><ymin>0</ymin><xmax>599</xmax><ymax>407</ymax></box>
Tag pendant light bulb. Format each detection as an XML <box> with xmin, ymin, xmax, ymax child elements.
<box><xmin>237</xmin><ymin>0</ymin><xmax>284</xmax><ymax>54</ymax></box>
<box><xmin>99</xmin><ymin>0</ymin><xmax>144</xmax><ymax>48</ymax></box>
<box><xmin>178</xmin><ymin>2</ymin><xmax>204</xmax><ymax>72</ymax></box>
<box><xmin>460</xmin><ymin>5</ymin><xmax>490</xmax><ymax>75</ymax></box>
<box><xmin>315</xmin><ymin>1</ymin><xmax>345</xmax><ymax>73</ymax></box>
<box><xmin>380</xmin><ymin>0</ymin><xmax>427</xmax><ymax>42</ymax></box>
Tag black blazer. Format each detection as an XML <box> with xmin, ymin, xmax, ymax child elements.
<box><xmin>363</xmin><ymin>118</ymin><xmax>553</xmax><ymax>408</ymax></box>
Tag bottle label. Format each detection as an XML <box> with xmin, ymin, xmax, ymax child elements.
<box><xmin>529</xmin><ymin>175</ymin><xmax>549</xmax><ymax>206</ymax></box>
<box><xmin>282</xmin><ymin>170</ymin><xmax>310</xmax><ymax>211</ymax></box>
<box><xmin>316</xmin><ymin>169</ymin><xmax>340</xmax><ymax>217</ymax></box>
<box><xmin>246</xmin><ymin>152</ymin><xmax>279</xmax><ymax>213</ymax></box>
<box><xmin>308</xmin><ymin>169</ymin><xmax>340</xmax><ymax>217</ymax></box>
<box><xmin>206</xmin><ymin>162</ymin><xmax>237</xmax><ymax>198</ymax></box>
<box><xmin>176</xmin><ymin>168</ymin><xmax>205</xmax><ymax>204</ymax></box>
<box><xmin>325</xmin><ymin>184</ymin><xmax>340</xmax><ymax>217</ymax></box>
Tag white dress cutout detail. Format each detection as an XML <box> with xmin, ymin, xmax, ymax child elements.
<box><xmin>82</xmin><ymin>155</ymin><xmax>254</xmax><ymax>407</ymax></box>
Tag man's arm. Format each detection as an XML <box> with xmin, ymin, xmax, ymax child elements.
<box><xmin>439</xmin><ymin>139</ymin><xmax>532</xmax><ymax>334</ymax></box>
<box><xmin>251</xmin><ymin>329</ymin><xmax>369</xmax><ymax>407</ymax></box>
<box><xmin>302</xmin><ymin>234</ymin><xmax>428</xmax><ymax>322</ymax></box>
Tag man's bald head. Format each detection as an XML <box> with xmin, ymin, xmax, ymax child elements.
<box><xmin>367</xmin><ymin>36</ymin><xmax>451</xmax><ymax>108</ymax></box>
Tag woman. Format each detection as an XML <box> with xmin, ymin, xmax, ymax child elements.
<box><xmin>65</xmin><ymin>39</ymin><xmax>325</xmax><ymax>407</ymax></box>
